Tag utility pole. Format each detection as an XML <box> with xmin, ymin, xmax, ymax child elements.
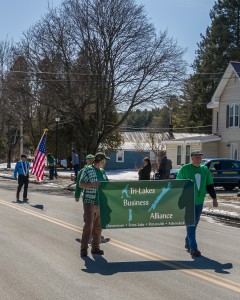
<box><xmin>54</xmin><ymin>117</ymin><xmax>60</xmax><ymax>178</ymax></box>
<box><xmin>20</xmin><ymin>120</ymin><xmax>23</xmax><ymax>156</ymax></box>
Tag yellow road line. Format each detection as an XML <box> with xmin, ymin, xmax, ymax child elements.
<box><xmin>0</xmin><ymin>198</ymin><xmax>239</xmax><ymax>293</ymax></box>
<box><xmin>0</xmin><ymin>199</ymin><xmax>81</xmax><ymax>233</ymax></box>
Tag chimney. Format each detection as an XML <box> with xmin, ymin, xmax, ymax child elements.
<box><xmin>168</xmin><ymin>124</ymin><xmax>174</xmax><ymax>138</ymax></box>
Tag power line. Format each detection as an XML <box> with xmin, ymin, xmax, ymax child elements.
<box><xmin>119</xmin><ymin>124</ymin><xmax>212</xmax><ymax>131</ymax></box>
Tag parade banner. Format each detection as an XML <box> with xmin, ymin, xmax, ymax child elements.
<box><xmin>99</xmin><ymin>180</ymin><xmax>195</xmax><ymax>229</ymax></box>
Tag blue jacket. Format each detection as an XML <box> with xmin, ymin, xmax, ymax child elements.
<box><xmin>14</xmin><ymin>161</ymin><xmax>30</xmax><ymax>178</ymax></box>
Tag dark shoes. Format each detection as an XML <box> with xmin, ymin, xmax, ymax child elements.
<box><xmin>185</xmin><ymin>244</ymin><xmax>190</xmax><ymax>252</ymax></box>
<box><xmin>91</xmin><ymin>248</ymin><xmax>104</xmax><ymax>255</ymax></box>
<box><xmin>80</xmin><ymin>249</ymin><xmax>88</xmax><ymax>257</ymax></box>
<box><xmin>23</xmin><ymin>198</ymin><xmax>29</xmax><ymax>203</ymax></box>
<box><xmin>190</xmin><ymin>249</ymin><xmax>201</xmax><ymax>257</ymax></box>
<box><xmin>81</xmin><ymin>248</ymin><xmax>104</xmax><ymax>257</ymax></box>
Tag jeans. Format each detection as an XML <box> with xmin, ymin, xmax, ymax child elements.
<box><xmin>17</xmin><ymin>175</ymin><xmax>29</xmax><ymax>199</ymax></box>
<box><xmin>185</xmin><ymin>204</ymin><xmax>203</xmax><ymax>250</ymax></box>
<box><xmin>73</xmin><ymin>164</ymin><xmax>79</xmax><ymax>178</ymax></box>
<box><xmin>81</xmin><ymin>203</ymin><xmax>102</xmax><ymax>250</ymax></box>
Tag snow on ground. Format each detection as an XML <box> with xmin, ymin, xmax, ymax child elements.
<box><xmin>1</xmin><ymin>163</ymin><xmax>239</xmax><ymax>220</ymax></box>
<box><xmin>106</xmin><ymin>169</ymin><xmax>139</xmax><ymax>181</ymax></box>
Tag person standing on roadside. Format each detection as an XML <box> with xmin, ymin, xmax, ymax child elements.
<box><xmin>47</xmin><ymin>153</ymin><xmax>55</xmax><ymax>180</ymax></box>
<box><xmin>14</xmin><ymin>154</ymin><xmax>30</xmax><ymax>202</ymax></box>
<box><xmin>138</xmin><ymin>157</ymin><xmax>151</xmax><ymax>180</ymax></box>
<box><xmin>79</xmin><ymin>152</ymin><xmax>109</xmax><ymax>257</ymax></box>
<box><xmin>176</xmin><ymin>150</ymin><xmax>218</xmax><ymax>257</ymax></box>
<box><xmin>158</xmin><ymin>151</ymin><xmax>172</xmax><ymax>180</ymax></box>
<box><xmin>72</xmin><ymin>149</ymin><xmax>80</xmax><ymax>179</ymax></box>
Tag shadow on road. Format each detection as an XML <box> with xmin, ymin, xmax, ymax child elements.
<box><xmin>29</xmin><ymin>204</ymin><xmax>44</xmax><ymax>210</ymax></box>
<box><xmin>81</xmin><ymin>255</ymin><xmax>233</xmax><ymax>275</ymax></box>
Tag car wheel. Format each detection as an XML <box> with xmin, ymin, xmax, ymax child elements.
<box><xmin>223</xmin><ymin>186</ymin><xmax>235</xmax><ymax>191</ymax></box>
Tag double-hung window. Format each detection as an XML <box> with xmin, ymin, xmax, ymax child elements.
<box><xmin>227</xmin><ymin>104</ymin><xmax>239</xmax><ymax>127</ymax></box>
<box><xmin>177</xmin><ymin>145</ymin><xmax>182</xmax><ymax>165</ymax></box>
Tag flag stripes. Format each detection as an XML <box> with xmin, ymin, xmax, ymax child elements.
<box><xmin>31</xmin><ymin>132</ymin><xmax>47</xmax><ymax>181</ymax></box>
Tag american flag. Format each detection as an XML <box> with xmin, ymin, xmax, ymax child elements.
<box><xmin>31</xmin><ymin>131</ymin><xmax>47</xmax><ymax>181</ymax></box>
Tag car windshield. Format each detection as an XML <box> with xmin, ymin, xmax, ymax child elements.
<box><xmin>201</xmin><ymin>159</ymin><xmax>209</xmax><ymax>165</ymax></box>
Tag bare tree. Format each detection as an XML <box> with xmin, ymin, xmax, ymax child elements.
<box><xmin>18</xmin><ymin>0</ymin><xmax>187</xmax><ymax>153</ymax></box>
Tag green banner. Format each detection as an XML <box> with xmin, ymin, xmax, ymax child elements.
<box><xmin>99</xmin><ymin>180</ymin><xmax>195</xmax><ymax>229</ymax></box>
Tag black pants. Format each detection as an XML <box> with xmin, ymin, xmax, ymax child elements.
<box><xmin>17</xmin><ymin>175</ymin><xmax>29</xmax><ymax>199</ymax></box>
<box><xmin>49</xmin><ymin>169</ymin><xmax>54</xmax><ymax>180</ymax></box>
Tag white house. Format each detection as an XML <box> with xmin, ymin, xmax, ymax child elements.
<box><xmin>164</xmin><ymin>61</ymin><xmax>240</xmax><ymax>168</ymax></box>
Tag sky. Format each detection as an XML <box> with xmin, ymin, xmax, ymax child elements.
<box><xmin>0</xmin><ymin>0</ymin><xmax>215</xmax><ymax>73</ymax></box>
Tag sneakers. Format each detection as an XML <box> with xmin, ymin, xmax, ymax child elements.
<box><xmin>190</xmin><ymin>249</ymin><xmax>201</xmax><ymax>257</ymax></box>
<box><xmin>23</xmin><ymin>198</ymin><xmax>29</xmax><ymax>203</ymax></box>
<box><xmin>80</xmin><ymin>249</ymin><xmax>88</xmax><ymax>257</ymax></box>
<box><xmin>91</xmin><ymin>248</ymin><xmax>104</xmax><ymax>255</ymax></box>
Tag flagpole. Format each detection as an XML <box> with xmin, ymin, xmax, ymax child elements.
<box><xmin>36</xmin><ymin>128</ymin><xmax>48</xmax><ymax>151</ymax></box>
<box><xmin>32</xmin><ymin>128</ymin><xmax>48</xmax><ymax>164</ymax></box>
<box><xmin>31</xmin><ymin>128</ymin><xmax>48</xmax><ymax>181</ymax></box>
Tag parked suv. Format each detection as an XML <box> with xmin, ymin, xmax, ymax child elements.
<box><xmin>202</xmin><ymin>158</ymin><xmax>240</xmax><ymax>190</ymax></box>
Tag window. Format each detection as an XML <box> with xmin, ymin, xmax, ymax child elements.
<box><xmin>227</xmin><ymin>104</ymin><xmax>239</xmax><ymax>127</ymax></box>
<box><xmin>230</xmin><ymin>143</ymin><xmax>238</xmax><ymax>160</ymax></box>
<box><xmin>177</xmin><ymin>145</ymin><xmax>182</xmax><ymax>165</ymax></box>
<box><xmin>185</xmin><ymin>145</ymin><xmax>190</xmax><ymax>164</ymax></box>
<box><xmin>116</xmin><ymin>150</ymin><xmax>124</xmax><ymax>162</ymax></box>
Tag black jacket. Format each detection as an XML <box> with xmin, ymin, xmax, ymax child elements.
<box><xmin>138</xmin><ymin>164</ymin><xmax>151</xmax><ymax>180</ymax></box>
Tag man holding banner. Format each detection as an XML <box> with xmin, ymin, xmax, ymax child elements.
<box><xmin>79</xmin><ymin>152</ymin><xmax>109</xmax><ymax>257</ymax></box>
<box><xmin>177</xmin><ymin>150</ymin><xmax>218</xmax><ymax>257</ymax></box>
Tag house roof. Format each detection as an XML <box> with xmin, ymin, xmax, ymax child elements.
<box><xmin>163</xmin><ymin>134</ymin><xmax>221</xmax><ymax>144</ymax></box>
<box><xmin>118</xmin><ymin>131</ymin><xmax>221</xmax><ymax>150</ymax></box>
<box><xmin>207</xmin><ymin>61</ymin><xmax>240</xmax><ymax>109</ymax></box>
<box><xmin>119</xmin><ymin>131</ymin><xmax>164</xmax><ymax>151</ymax></box>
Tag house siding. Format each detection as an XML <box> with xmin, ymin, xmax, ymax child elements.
<box><xmin>218</xmin><ymin>141</ymin><xmax>231</xmax><ymax>158</ymax></box>
<box><xmin>106</xmin><ymin>150</ymin><xmax>150</xmax><ymax>170</ymax></box>
<box><xmin>166</xmin><ymin>143</ymin><xmax>207</xmax><ymax>168</ymax></box>
<box><xmin>218</xmin><ymin>73</ymin><xmax>240</xmax><ymax>143</ymax></box>
<box><xmin>202</xmin><ymin>142</ymin><xmax>219</xmax><ymax>158</ymax></box>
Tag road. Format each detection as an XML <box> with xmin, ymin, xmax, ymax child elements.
<box><xmin>0</xmin><ymin>179</ymin><xmax>239</xmax><ymax>300</ymax></box>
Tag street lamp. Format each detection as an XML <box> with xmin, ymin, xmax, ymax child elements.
<box><xmin>54</xmin><ymin>116</ymin><xmax>60</xmax><ymax>178</ymax></box>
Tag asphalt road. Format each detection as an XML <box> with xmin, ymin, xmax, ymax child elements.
<box><xmin>0</xmin><ymin>179</ymin><xmax>240</xmax><ymax>300</ymax></box>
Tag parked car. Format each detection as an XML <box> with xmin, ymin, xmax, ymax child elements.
<box><xmin>202</xmin><ymin>158</ymin><xmax>240</xmax><ymax>190</ymax></box>
<box><xmin>153</xmin><ymin>169</ymin><xmax>179</xmax><ymax>180</ymax></box>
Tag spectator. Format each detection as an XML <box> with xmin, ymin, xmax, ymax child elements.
<box><xmin>47</xmin><ymin>153</ymin><xmax>55</xmax><ymax>180</ymax></box>
<box><xmin>138</xmin><ymin>157</ymin><xmax>151</xmax><ymax>180</ymax></box>
<box><xmin>158</xmin><ymin>151</ymin><xmax>172</xmax><ymax>179</ymax></box>
<box><xmin>72</xmin><ymin>149</ymin><xmax>80</xmax><ymax>179</ymax></box>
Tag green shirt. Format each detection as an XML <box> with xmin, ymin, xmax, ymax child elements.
<box><xmin>176</xmin><ymin>163</ymin><xmax>213</xmax><ymax>205</ymax></box>
<box><xmin>47</xmin><ymin>156</ymin><xmax>55</xmax><ymax>170</ymax></box>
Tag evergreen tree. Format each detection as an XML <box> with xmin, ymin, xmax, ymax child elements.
<box><xmin>182</xmin><ymin>0</ymin><xmax>240</xmax><ymax>130</ymax></box>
